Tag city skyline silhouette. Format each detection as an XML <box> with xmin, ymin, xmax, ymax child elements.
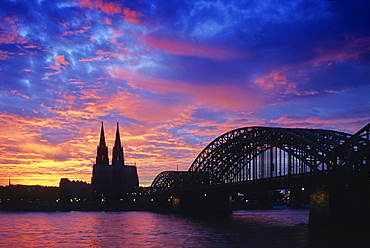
<box><xmin>1</xmin><ymin>0</ymin><xmax>369</xmax><ymax>187</ymax></box>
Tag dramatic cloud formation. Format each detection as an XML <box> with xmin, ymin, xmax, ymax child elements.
<box><xmin>0</xmin><ymin>0</ymin><xmax>369</xmax><ymax>186</ymax></box>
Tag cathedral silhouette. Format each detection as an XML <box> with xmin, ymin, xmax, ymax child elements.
<box><xmin>92</xmin><ymin>122</ymin><xmax>139</xmax><ymax>201</ymax></box>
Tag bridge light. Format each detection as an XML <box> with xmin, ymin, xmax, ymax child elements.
<box><xmin>301</xmin><ymin>187</ymin><xmax>305</xmax><ymax>191</ymax></box>
<box><xmin>204</xmin><ymin>193</ymin><xmax>207</xmax><ymax>197</ymax></box>
<box><xmin>151</xmin><ymin>198</ymin><xmax>154</xmax><ymax>202</ymax></box>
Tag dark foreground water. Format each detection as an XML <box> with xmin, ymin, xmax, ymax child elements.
<box><xmin>0</xmin><ymin>209</ymin><xmax>369</xmax><ymax>247</ymax></box>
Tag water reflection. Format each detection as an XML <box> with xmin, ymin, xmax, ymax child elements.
<box><xmin>0</xmin><ymin>210</ymin><xmax>369</xmax><ymax>247</ymax></box>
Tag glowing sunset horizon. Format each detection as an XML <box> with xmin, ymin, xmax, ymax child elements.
<box><xmin>1</xmin><ymin>0</ymin><xmax>369</xmax><ymax>187</ymax></box>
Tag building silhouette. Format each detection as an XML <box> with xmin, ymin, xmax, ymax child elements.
<box><xmin>59</xmin><ymin>178</ymin><xmax>91</xmax><ymax>203</ymax></box>
<box><xmin>92</xmin><ymin>122</ymin><xmax>139</xmax><ymax>201</ymax></box>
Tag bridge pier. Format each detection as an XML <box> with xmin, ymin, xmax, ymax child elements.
<box><xmin>309</xmin><ymin>179</ymin><xmax>370</xmax><ymax>227</ymax></box>
<box><xmin>309</xmin><ymin>187</ymin><xmax>331</xmax><ymax>225</ymax></box>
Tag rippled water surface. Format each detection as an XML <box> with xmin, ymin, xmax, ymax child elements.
<box><xmin>0</xmin><ymin>210</ymin><xmax>369</xmax><ymax>247</ymax></box>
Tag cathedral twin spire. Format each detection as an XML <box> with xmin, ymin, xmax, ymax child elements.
<box><xmin>112</xmin><ymin>122</ymin><xmax>124</xmax><ymax>166</ymax></box>
<box><xmin>96</xmin><ymin>122</ymin><xmax>124</xmax><ymax>166</ymax></box>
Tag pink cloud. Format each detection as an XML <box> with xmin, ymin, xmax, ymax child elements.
<box><xmin>123</xmin><ymin>7</ymin><xmax>142</xmax><ymax>24</ymax></box>
<box><xmin>24</xmin><ymin>45</ymin><xmax>40</xmax><ymax>49</ymax></box>
<box><xmin>140</xmin><ymin>35</ymin><xmax>247</xmax><ymax>61</ymax></box>
<box><xmin>58</xmin><ymin>20</ymin><xmax>69</xmax><ymax>29</ymax></box>
<box><xmin>68</xmin><ymin>80</ymin><xmax>85</xmax><ymax>85</ymax></box>
<box><xmin>79</xmin><ymin>48</ymin><xmax>136</xmax><ymax>62</ymax></box>
<box><xmin>109</xmin><ymin>28</ymin><xmax>124</xmax><ymax>38</ymax></box>
<box><xmin>10</xmin><ymin>90</ymin><xmax>29</xmax><ymax>99</ymax></box>
<box><xmin>79</xmin><ymin>55</ymin><xmax>105</xmax><ymax>62</ymax></box>
<box><xmin>111</xmin><ymin>68</ymin><xmax>262</xmax><ymax>111</ymax></box>
<box><xmin>45</xmin><ymin>55</ymin><xmax>69</xmax><ymax>76</ymax></box>
<box><xmin>313</xmin><ymin>34</ymin><xmax>370</xmax><ymax>66</ymax></box>
<box><xmin>0</xmin><ymin>18</ymin><xmax>28</xmax><ymax>44</ymax></box>
<box><xmin>79</xmin><ymin>0</ymin><xmax>121</xmax><ymax>15</ymax></box>
<box><xmin>62</xmin><ymin>27</ymin><xmax>90</xmax><ymax>36</ymax></box>
<box><xmin>253</xmin><ymin>34</ymin><xmax>370</xmax><ymax>97</ymax></box>
<box><xmin>79</xmin><ymin>48</ymin><xmax>128</xmax><ymax>62</ymax></box>
<box><xmin>270</xmin><ymin>116</ymin><xmax>368</xmax><ymax>133</ymax></box>
<box><xmin>0</xmin><ymin>50</ymin><xmax>14</xmax><ymax>60</ymax></box>
<box><xmin>254</xmin><ymin>72</ymin><xmax>299</xmax><ymax>95</ymax></box>
<box><xmin>79</xmin><ymin>0</ymin><xmax>143</xmax><ymax>24</ymax></box>
<box><xmin>98</xmin><ymin>48</ymin><xmax>135</xmax><ymax>59</ymax></box>
<box><xmin>105</xmin><ymin>17</ymin><xmax>112</xmax><ymax>25</ymax></box>
<box><xmin>55</xmin><ymin>55</ymin><xmax>69</xmax><ymax>67</ymax></box>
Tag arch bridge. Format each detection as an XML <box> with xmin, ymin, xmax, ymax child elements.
<box><xmin>152</xmin><ymin>123</ymin><xmax>370</xmax><ymax>189</ymax></box>
<box><xmin>150</xmin><ymin>123</ymin><xmax>370</xmax><ymax>225</ymax></box>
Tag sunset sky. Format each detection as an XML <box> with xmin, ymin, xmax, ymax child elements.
<box><xmin>1</xmin><ymin>0</ymin><xmax>369</xmax><ymax>187</ymax></box>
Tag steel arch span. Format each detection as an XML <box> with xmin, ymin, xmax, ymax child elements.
<box><xmin>151</xmin><ymin>123</ymin><xmax>370</xmax><ymax>189</ymax></box>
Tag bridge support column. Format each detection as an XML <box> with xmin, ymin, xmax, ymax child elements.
<box><xmin>309</xmin><ymin>180</ymin><xmax>370</xmax><ymax>227</ymax></box>
<box><xmin>309</xmin><ymin>187</ymin><xmax>330</xmax><ymax>225</ymax></box>
<box><xmin>172</xmin><ymin>197</ymin><xmax>181</xmax><ymax>213</ymax></box>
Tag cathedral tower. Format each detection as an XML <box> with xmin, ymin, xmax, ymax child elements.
<box><xmin>96</xmin><ymin>121</ymin><xmax>109</xmax><ymax>165</ymax></box>
<box><xmin>92</xmin><ymin>122</ymin><xmax>139</xmax><ymax>201</ymax></box>
<box><xmin>112</xmin><ymin>122</ymin><xmax>124</xmax><ymax>166</ymax></box>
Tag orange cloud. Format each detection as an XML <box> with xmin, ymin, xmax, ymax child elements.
<box><xmin>10</xmin><ymin>90</ymin><xmax>29</xmax><ymax>99</ymax></box>
<box><xmin>0</xmin><ymin>110</ymin><xmax>119</xmax><ymax>186</ymax></box>
<box><xmin>0</xmin><ymin>80</ymin><xmax>266</xmax><ymax>187</ymax></box>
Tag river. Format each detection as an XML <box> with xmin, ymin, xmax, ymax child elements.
<box><xmin>0</xmin><ymin>209</ymin><xmax>369</xmax><ymax>247</ymax></box>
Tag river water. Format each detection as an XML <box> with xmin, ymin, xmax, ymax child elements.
<box><xmin>0</xmin><ymin>209</ymin><xmax>369</xmax><ymax>247</ymax></box>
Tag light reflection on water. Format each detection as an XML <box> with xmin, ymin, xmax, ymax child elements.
<box><xmin>0</xmin><ymin>210</ymin><xmax>369</xmax><ymax>247</ymax></box>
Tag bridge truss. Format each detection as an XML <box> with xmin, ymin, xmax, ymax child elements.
<box><xmin>152</xmin><ymin>123</ymin><xmax>370</xmax><ymax>189</ymax></box>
